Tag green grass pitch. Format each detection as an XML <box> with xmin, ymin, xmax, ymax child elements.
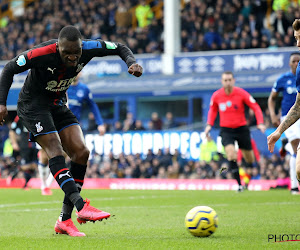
<box><xmin>0</xmin><ymin>188</ymin><xmax>299</xmax><ymax>249</ymax></box>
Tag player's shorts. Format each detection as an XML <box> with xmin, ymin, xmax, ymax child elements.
<box><xmin>281</xmin><ymin>115</ymin><xmax>300</xmax><ymax>142</ymax></box>
<box><xmin>220</xmin><ymin>126</ymin><xmax>252</xmax><ymax>150</ymax></box>
<box><xmin>17</xmin><ymin>102</ymin><xmax>79</xmax><ymax>142</ymax></box>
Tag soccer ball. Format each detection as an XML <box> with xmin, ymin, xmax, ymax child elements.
<box><xmin>185</xmin><ymin>206</ymin><xmax>218</xmax><ymax>237</ymax></box>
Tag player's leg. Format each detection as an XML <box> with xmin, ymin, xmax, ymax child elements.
<box><xmin>6</xmin><ymin>151</ymin><xmax>21</xmax><ymax>185</ymax></box>
<box><xmin>240</xmin><ymin>149</ymin><xmax>255</xmax><ymax>187</ymax></box>
<box><xmin>59</xmin><ymin>124</ymin><xmax>110</xmax><ymax>224</ymax></box>
<box><xmin>37</xmin><ymin>147</ymin><xmax>52</xmax><ymax>195</ymax></box>
<box><xmin>224</xmin><ymin>144</ymin><xmax>243</xmax><ymax>190</ymax></box>
<box><xmin>220</xmin><ymin>128</ymin><xmax>242</xmax><ymax>191</ymax></box>
<box><xmin>281</xmin><ymin>118</ymin><xmax>300</xmax><ymax>194</ymax></box>
<box><xmin>290</xmin><ymin>139</ymin><xmax>300</xmax><ymax>194</ymax></box>
<box><xmin>237</xmin><ymin>126</ymin><xmax>255</xmax><ymax>189</ymax></box>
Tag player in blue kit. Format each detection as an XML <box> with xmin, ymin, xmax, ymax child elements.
<box><xmin>268</xmin><ymin>19</ymin><xmax>300</xmax><ymax>190</ymax></box>
<box><xmin>38</xmin><ymin>74</ymin><xmax>106</xmax><ymax>195</ymax></box>
<box><xmin>268</xmin><ymin>52</ymin><xmax>300</xmax><ymax>194</ymax></box>
<box><xmin>0</xmin><ymin>25</ymin><xmax>143</xmax><ymax>236</ymax></box>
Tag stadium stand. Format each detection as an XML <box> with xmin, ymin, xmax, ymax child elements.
<box><xmin>0</xmin><ymin>0</ymin><xmax>298</xmax><ymax>60</ymax></box>
<box><xmin>0</xmin><ymin>0</ymin><xmax>298</xmax><ymax>186</ymax></box>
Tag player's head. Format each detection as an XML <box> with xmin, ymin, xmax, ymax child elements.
<box><xmin>289</xmin><ymin>52</ymin><xmax>300</xmax><ymax>73</ymax></box>
<box><xmin>293</xmin><ymin>19</ymin><xmax>300</xmax><ymax>50</ymax></box>
<box><xmin>57</xmin><ymin>25</ymin><xmax>82</xmax><ymax>68</ymax></box>
<box><xmin>221</xmin><ymin>71</ymin><xmax>235</xmax><ymax>92</ymax></box>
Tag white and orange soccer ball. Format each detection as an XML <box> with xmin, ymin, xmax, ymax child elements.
<box><xmin>185</xmin><ymin>206</ymin><xmax>218</xmax><ymax>237</ymax></box>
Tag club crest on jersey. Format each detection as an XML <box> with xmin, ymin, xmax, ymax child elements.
<box><xmin>35</xmin><ymin>122</ymin><xmax>43</xmax><ymax>133</ymax></box>
<box><xmin>16</xmin><ymin>55</ymin><xmax>26</xmax><ymax>66</ymax></box>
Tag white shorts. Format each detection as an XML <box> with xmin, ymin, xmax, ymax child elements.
<box><xmin>281</xmin><ymin>115</ymin><xmax>300</xmax><ymax>142</ymax></box>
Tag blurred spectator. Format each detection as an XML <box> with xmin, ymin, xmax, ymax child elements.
<box><xmin>272</xmin><ymin>10</ymin><xmax>290</xmax><ymax>36</ymax></box>
<box><xmin>123</xmin><ymin>112</ymin><xmax>136</xmax><ymax>132</ymax></box>
<box><xmin>163</xmin><ymin>112</ymin><xmax>177</xmax><ymax>130</ymax></box>
<box><xmin>151</xmin><ymin>112</ymin><xmax>162</xmax><ymax>130</ymax></box>
<box><xmin>199</xmin><ymin>134</ymin><xmax>219</xmax><ymax>163</ymax></box>
<box><xmin>135</xmin><ymin>0</ymin><xmax>154</xmax><ymax>28</ymax></box>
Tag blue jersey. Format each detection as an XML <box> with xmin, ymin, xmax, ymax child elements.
<box><xmin>273</xmin><ymin>71</ymin><xmax>297</xmax><ymax>116</ymax></box>
<box><xmin>67</xmin><ymin>82</ymin><xmax>103</xmax><ymax>125</ymax></box>
<box><xmin>297</xmin><ymin>62</ymin><xmax>300</xmax><ymax>93</ymax></box>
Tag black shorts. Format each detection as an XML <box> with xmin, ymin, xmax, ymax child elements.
<box><xmin>220</xmin><ymin>126</ymin><xmax>252</xmax><ymax>150</ymax></box>
<box><xmin>17</xmin><ymin>102</ymin><xmax>79</xmax><ymax>142</ymax></box>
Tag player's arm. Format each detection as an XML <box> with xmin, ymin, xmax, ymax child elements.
<box><xmin>85</xmin><ymin>40</ymin><xmax>143</xmax><ymax>77</ymax></box>
<box><xmin>268</xmin><ymin>92</ymin><xmax>300</xmax><ymax>152</ymax></box>
<box><xmin>205</xmin><ymin>94</ymin><xmax>218</xmax><ymax>136</ymax></box>
<box><xmin>243</xmin><ymin>90</ymin><xmax>265</xmax><ymax>133</ymax></box>
<box><xmin>85</xmin><ymin>88</ymin><xmax>105</xmax><ymax>135</ymax></box>
<box><xmin>0</xmin><ymin>52</ymin><xmax>33</xmax><ymax>123</ymax></box>
<box><xmin>267</xmin><ymin>90</ymin><xmax>280</xmax><ymax>127</ymax></box>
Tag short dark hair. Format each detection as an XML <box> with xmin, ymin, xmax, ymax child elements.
<box><xmin>222</xmin><ymin>71</ymin><xmax>234</xmax><ymax>77</ymax></box>
<box><xmin>290</xmin><ymin>52</ymin><xmax>300</xmax><ymax>57</ymax></box>
<box><xmin>292</xmin><ymin>19</ymin><xmax>300</xmax><ymax>31</ymax></box>
<box><xmin>58</xmin><ymin>25</ymin><xmax>82</xmax><ymax>41</ymax></box>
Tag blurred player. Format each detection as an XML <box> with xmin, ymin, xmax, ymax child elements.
<box><xmin>39</xmin><ymin>74</ymin><xmax>106</xmax><ymax>195</ymax></box>
<box><xmin>0</xmin><ymin>25</ymin><xmax>143</xmax><ymax>237</ymax></box>
<box><xmin>6</xmin><ymin>115</ymin><xmax>38</xmax><ymax>189</ymax></box>
<box><xmin>268</xmin><ymin>52</ymin><xmax>300</xmax><ymax>194</ymax></box>
<box><xmin>204</xmin><ymin>71</ymin><xmax>265</xmax><ymax>192</ymax></box>
<box><xmin>268</xmin><ymin>19</ymin><xmax>300</xmax><ymax>189</ymax></box>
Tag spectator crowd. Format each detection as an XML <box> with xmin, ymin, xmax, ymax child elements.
<box><xmin>0</xmin><ymin>0</ymin><xmax>299</xmax><ymax>60</ymax></box>
<box><xmin>0</xmin><ymin>0</ymin><xmax>297</xmax><ymax>186</ymax></box>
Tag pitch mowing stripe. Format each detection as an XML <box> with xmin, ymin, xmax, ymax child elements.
<box><xmin>0</xmin><ymin>195</ymin><xmax>182</xmax><ymax>208</ymax></box>
<box><xmin>0</xmin><ymin>200</ymin><xmax>299</xmax><ymax>210</ymax></box>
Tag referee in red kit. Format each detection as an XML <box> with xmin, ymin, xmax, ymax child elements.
<box><xmin>204</xmin><ymin>71</ymin><xmax>266</xmax><ymax>192</ymax></box>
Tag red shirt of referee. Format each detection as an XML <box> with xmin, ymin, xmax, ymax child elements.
<box><xmin>204</xmin><ymin>71</ymin><xmax>266</xmax><ymax>191</ymax></box>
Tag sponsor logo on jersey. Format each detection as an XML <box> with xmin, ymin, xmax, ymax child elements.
<box><xmin>35</xmin><ymin>122</ymin><xmax>43</xmax><ymax>133</ymax></box>
<box><xmin>16</xmin><ymin>55</ymin><xmax>26</xmax><ymax>66</ymax></box>
<box><xmin>219</xmin><ymin>103</ymin><xmax>226</xmax><ymax>111</ymax></box>
<box><xmin>105</xmin><ymin>41</ymin><xmax>117</xmax><ymax>49</ymax></box>
<box><xmin>45</xmin><ymin>76</ymin><xmax>76</xmax><ymax>92</ymax></box>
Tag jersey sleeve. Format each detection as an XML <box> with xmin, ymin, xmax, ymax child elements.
<box><xmin>83</xmin><ymin>40</ymin><xmax>136</xmax><ymax>68</ymax></box>
<box><xmin>297</xmin><ymin>63</ymin><xmax>300</xmax><ymax>92</ymax></box>
<box><xmin>241</xmin><ymin>89</ymin><xmax>264</xmax><ymax>125</ymax></box>
<box><xmin>0</xmin><ymin>51</ymin><xmax>34</xmax><ymax>105</ymax></box>
<box><xmin>272</xmin><ymin>75</ymin><xmax>284</xmax><ymax>93</ymax></box>
<box><xmin>207</xmin><ymin>92</ymin><xmax>219</xmax><ymax>126</ymax></box>
<box><xmin>84</xmin><ymin>86</ymin><xmax>104</xmax><ymax>125</ymax></box>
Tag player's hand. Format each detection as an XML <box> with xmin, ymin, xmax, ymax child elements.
<box><xmin>267</xmin><ymin>130</ymin><xmax>281</xmax><ymax>153</ymax></box>
<box><xmin>270</xmin><ymin>115</ymin><xmax>280</xmax><ymax>127</ymax></box>
<box><xmin>97</xmin><ymin>124</ymin><xmax>106</xmax><ymax>136</ymax></box>
<box><xmin>257</xmin><ymin>123</ymin><xmax>266</xmax><ymax>134</ymax></box>
<box><xmin>0</xmin><ymin>105</ymin><xmax>8</xmax><ymax>126</ymax></box>
<box><xmin>204</xmin><ymin>125</ymin><xmax>212</xmax><ymax>137</ymax></box>
<box><xmin>128</xmin><ymin>63</ymin><xmax>143</xmax><ymax>77</ymax></box>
